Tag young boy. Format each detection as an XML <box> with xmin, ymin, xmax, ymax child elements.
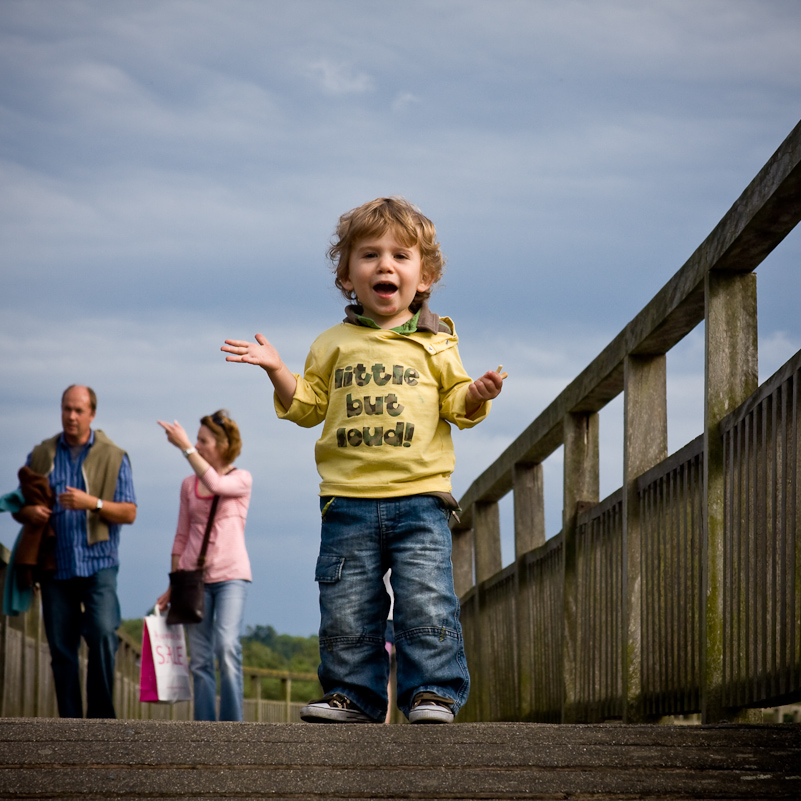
<box><xmin>222</xmin><ymin>197</ymin><xmax>503</xmax><ymax>723</ymax></box>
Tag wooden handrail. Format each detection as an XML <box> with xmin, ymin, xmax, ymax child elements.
<box><xmin>452</xmin><ymin>118</ymin><xmax>801</xmax><ymax>725</ymax></box>
<box><xmin>452</xmin><ymin>119</ymin><xmax>801</xmax><ymax>531</ymax></box>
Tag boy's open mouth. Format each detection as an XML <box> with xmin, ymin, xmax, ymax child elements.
<box><xmin>373</xmin><ymin>282</ymin><xmax>398</xmax><ymax>297</ymax></box>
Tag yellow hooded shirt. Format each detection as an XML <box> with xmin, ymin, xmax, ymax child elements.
<box><xmin>275</xmin><ymin>314</ymin><xmax>489</xmax><ymax>499</ymax></box>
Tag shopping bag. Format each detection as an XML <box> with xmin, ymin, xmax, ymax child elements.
<box><xmin>140</xmin><ymin>605</ymin><xmax>192</xmax><ymax>703</ymax></box>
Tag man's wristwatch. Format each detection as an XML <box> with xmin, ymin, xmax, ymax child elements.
<box><xmin>94</xmin><ymin>498</ymin><xmax>104</xmax><ymax>512</ymax></box>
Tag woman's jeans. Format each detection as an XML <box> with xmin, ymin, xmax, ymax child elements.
<box><xmin>185</xmin><ymin>579</ymin><xmax>249</xmax><ymax>721</ymax></box>
<box><xmin>315</xmin><ymin>496</ymin><xmax>470</xmax><ymax>721</ymax></box>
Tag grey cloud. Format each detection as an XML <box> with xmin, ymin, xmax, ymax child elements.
<box><xmin>1</xmin><ymin>0</ymin><xmax>799</xmax><ymax>633</ymax></box>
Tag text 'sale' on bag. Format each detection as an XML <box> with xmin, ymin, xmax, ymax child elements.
<box><xmin>140</xmin><ymin>605</ymin><xmax>192</xmax><ymax>703</ymax></box>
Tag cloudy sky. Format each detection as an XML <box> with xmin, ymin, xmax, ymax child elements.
<box><xmin>1</xmin><ymin>0</ymin><xmax>799</xmax><ymax>636</ymax></box>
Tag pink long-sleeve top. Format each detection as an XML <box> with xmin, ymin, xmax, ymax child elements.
<box><xmin>171</xmin><ymin>466</ymin><xmax>252</xmax><ymax>584</ymax></box>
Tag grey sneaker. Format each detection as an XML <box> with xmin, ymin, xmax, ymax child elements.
<box><xmin>300</xmin><ymin>693</ymin><xmax>378</xmax><ymax>723</ymax></box>
<box><xmin>409</xmin><ymin>691</ymin><xmax>455</xmax><ymax>724</ymax></box>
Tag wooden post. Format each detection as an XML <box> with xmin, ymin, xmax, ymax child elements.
<box><xmin>622</xmin><ymin>353</ymin><xmax>667</xmax><ymax>722</ymax></box>
<box><xmin>451</xmin><ymin>518</ymin><xmax>476</xmax><ymax>719</ymax></box>
<box><xmin>255</xmin><ymin>675</ymin><xmax>263</xmax><ymax>722</ymax></box>
<box><xmin>702</xmin><ymin>271</ymin><xmax>758</xmax><ymax>723</ymax></box>
<box><xmin>562</xmin><ymin>412</ymin><xmax>599</xmax><ymax>722</ymax></box>
<box><xmin>34</xmin><ymin>600</ymin><xmax>43</xmax><ymax>718</ymax></box>
<box><xmin>513</xmin><ymin>462</ymin><xmax>545</xmax><ymax>558</ymax></box>
<box><xmin>474</xmin><ymin>501</ymin><xmax>502</xmax><ymax>720</ymax></box>
<box><xmin>79</xmin><ymin>640</ymin><xmax>87</xmax><ymax>717</ymax></box>
<box><xmin>513</xmin><ymin>462</ymin><xmax>545</xmax><ymax>721</ymax></box>
<box><xmin>115</xmin><ymin>639</ymin><xmax>124</xmax><ymax>720</ymax></box>
<box><xmin>19</xmin><ymin>607</ymin><xmax>29</xmax><ymax>717</ymax></box>
<box><xmin>283</xmin><ymin>677</ymin><xmax>292</xmax><ymax>722</ymax></box>
<box><xmin>0</xmin><ymin>548</ymin><xmax>9</xmax><ymax>718</ymax></box>
<box><xmin>452</xmin><ymin>527</ymin><xmax>475</xmax><ymax>598</ymax></box>
<box><xmin>474</xmin><ymin>501</ymin><xmax>502</xmax><ymax>584</ymax></box>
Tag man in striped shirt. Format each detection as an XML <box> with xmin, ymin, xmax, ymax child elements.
<box><xmin>16</xmin><ymin>385</ymin><xmax>137</xmax><ymax>718</ymax></box>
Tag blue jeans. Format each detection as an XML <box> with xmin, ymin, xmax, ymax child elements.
<box><xmin>40</xmin><ymin>566</ymin><xmax>121</xmax><ymax>718</ymax></box>
<box><xmin>315</xmin><ymin>496</ymin><xmax>470</xmax><ymax>721</ymax></box>
<box><xmin>186</xmin><ymin>579</ymin><xmax>249</xmax><ymax>721</ymax></box>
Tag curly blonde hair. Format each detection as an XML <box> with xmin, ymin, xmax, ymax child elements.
<box><xmin>328</xmin><ymin>197</ymin><xmax>446</xmax><ymax>310</ymax></box>
<box><xmin>200</xmin><ymin>409</ymin><xmax>242</xmax><ymax>464</ymax></box>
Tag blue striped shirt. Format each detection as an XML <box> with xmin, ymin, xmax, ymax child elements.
<box><xmin>26</xmin><ymin>431</ymin><xmax>137</xmax><ymax>579</ymax></box>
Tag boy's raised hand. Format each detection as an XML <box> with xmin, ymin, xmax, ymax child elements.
<box><xmin>222</xmin><ymin>334</ymin><xmax>282</xmax><ymax>372</ymax></box>
<box><xmin>222</xmin><ymin>333</ymin><xmax>298</xmax><ymax>411</ymax></box>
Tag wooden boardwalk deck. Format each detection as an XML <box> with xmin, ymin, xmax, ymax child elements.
<box><xmin>1</xmin><ymin>718</ymin><xmax>799</xmax><ymax>799</ymax></box>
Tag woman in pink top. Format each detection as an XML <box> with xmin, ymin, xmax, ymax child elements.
<box><xmin>157</xmin><ymin>410</ymin><xmax>252</xmax><ymax>721</ymax></box>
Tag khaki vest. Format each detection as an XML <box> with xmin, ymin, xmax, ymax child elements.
<box><xmin>29</xmin><ymin>430</ymin><xmax>127</xmax><ymax>545</ymax></box>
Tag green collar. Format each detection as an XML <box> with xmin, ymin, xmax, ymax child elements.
<box><xmin>344</xmin><ymin>301</ymin><xmax>451</xmax><ymax>334</ymax></box>
<box><xmin>356</xmin><ymin>309</ymin><xmax>421</xmax><ymax>334</ymax></box>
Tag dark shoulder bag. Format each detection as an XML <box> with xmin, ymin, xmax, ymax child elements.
<box><xmin>167</xmin><ymin>495</ymin><xmax>219</xmax><ymax>625</ymax></box>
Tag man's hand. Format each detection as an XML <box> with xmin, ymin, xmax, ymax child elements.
<box><xmin>222</xmin><ymin>333</ymin><xmax>282</xmax><ymax>372</ymax></box>
<box><xmin>59</xmin><ymin>486</ymin><xmax>95</xmax><ymax>511</ymax></box>
<box><xmin>59</xmin><ymin>488</ymin><xmax>137</xmax><ymax>524</ymax></box>
<box><xmin>17</xmin><ymin>504</ymin><xmax>51</xmax><ymax>525</ymax></box>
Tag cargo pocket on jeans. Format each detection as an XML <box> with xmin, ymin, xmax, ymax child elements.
<box><xmin>315</xmin><ymin>555</ymin><xmax>344</xmax><ymax>583</ymax></box>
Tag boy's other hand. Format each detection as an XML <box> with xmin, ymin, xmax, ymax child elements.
<box><xmin>468</xmin><ymin>369</ymin><xmax>505</xmax><ymax>402</ymax></box>
<box><xmin>465</xmin><ymin>368</ymin><xmax>505</xmax><ymax>417</ymax></box>
<box><xmin>222</xmin><ymin>334</ymin><xmax>282</xmax><ymax>372</ymax></box>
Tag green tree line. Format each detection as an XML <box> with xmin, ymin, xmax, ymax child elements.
<box><xmin>121</xmin><ymin>618</ymin><xmax>320</xmax><ymax>702</ymax></box>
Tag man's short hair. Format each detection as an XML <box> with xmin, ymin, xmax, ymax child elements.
<box><xmin>62</xmin><ymin>385</ymin><xmax>97</xmax><ymax>413</ymax></box>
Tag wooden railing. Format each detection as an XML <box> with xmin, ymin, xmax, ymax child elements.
<box><xmin>638</xmin><ymin>436</ymin><xmax>704</xmax><ymax>719</ymax></box>
<box><xmin>576</xmin><ymin>489</ymin><xmax>624</xmax><ymax>722</ymax></box>
<box><xmin>452</xmin><ymin>119</ymin><xmax>801</xmax><ymax>724</ymax></box>
<box><xmin>244</xmin><ymin>666</ymin><xmax>321</xmax><ymax>723</ymax></box>
<box><xmin>719</xmin><ymin>350</ymin><xmax>800</xmax><ymax>710</ymax></box>
<box><xmin>0</xmin><ymin>545</ymin><xmax>320</xmax><ymax>721</ymax></box>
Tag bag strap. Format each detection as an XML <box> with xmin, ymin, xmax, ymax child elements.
<box><xmin>196</xmin><ymin>495</ymin><xmax>220</xmax><ymax>570</ymax></box>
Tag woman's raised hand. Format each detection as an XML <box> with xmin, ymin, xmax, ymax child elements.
<box><xmin>158</xmin><ymin>420</ymin><xmax>192</xmax><ymax>451</ymax></box>
<box><xmin>222</xmin><ymin>333</ymin><xmax>282</xmax><ymax>372</ymax></box>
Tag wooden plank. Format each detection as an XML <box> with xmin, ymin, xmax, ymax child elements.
<box><xmin>3</xmin><ymin>739</ymin><xmax>799</xmax><ymax>770</ymax></box>
<box><xmin>2</xmin><ymin>720</ymin><xmax>798</xmax><ymax>800</ymax></box>
<box><xmin>0</xmin><ymin>765</ymin><xmax>799</xmax><ymax>800</ymax></box>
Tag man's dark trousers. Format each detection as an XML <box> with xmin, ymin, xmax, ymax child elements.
<box><xmin>40</xmin><ymin>566</ymin><xmax>121</xmax><ymax>718</ymax></box>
